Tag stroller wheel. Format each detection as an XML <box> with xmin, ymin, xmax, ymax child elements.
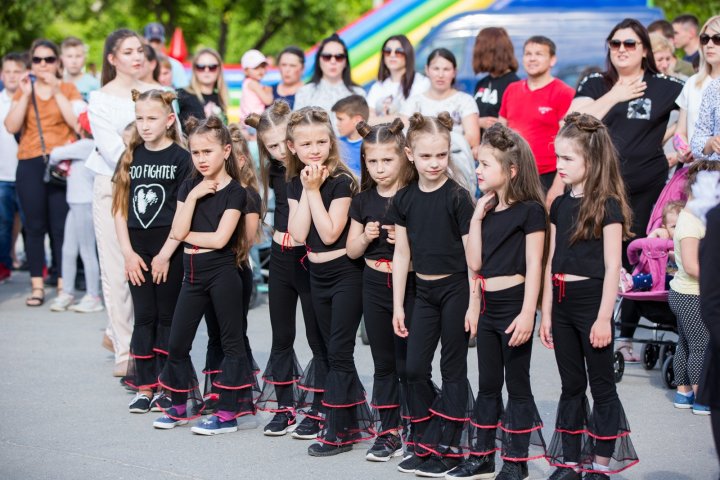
<box><xmin>662</xmin><ymin>354</ymin><xmax>676</xmax><ymax>389</ymax></box>
<box><xmin>641</xmin><ymin>344</ymin><xmax>659</xmax><ymax>370</ymax></box>
<box><xmin>613</xmin><ymin>350</ymin><xmax>625</xmax><ymax>383</ymax></box>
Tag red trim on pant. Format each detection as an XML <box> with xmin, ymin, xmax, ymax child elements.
<box><xmin>153</xmin><ymin>348</ymin><xmax>169</xmax><ymax>356</ymax></box>
<box><xmin>321</xmin><ymin>398</ymin><xmax>367</xmax><ymax>408</ymax></box>
<box><xmin>547</xmin><ymin>459</ymin><xmax>640</xmax><ymax>475</ymax></box>
<box><xmin>553</xmin><ymin>428</ymin><xmax>631</xmax><ymax>440</ymax></box>
<box><xmin>157</xmin><ymin>379</ymin><xmax>198</xmax><ymax>393</ymax></box>
<box><xmin>212</xmin><ymin>381</ymin><xmax>254</xmax><ymax>391</ymax></box>
<box><xmin>470</xmin><ymin>421</ymin><xmax>500</xmax><ymax>429</ymax></box>
<box><xmin>552</xmin><ymin>273</ymin><xmax>566</xmax><ymax>302</ymax></box>
<box><xmin>370</xmin><ymin>403</ymin><xmax>400</xmax><ymax>409</ymax></box>
<box><xmin>130</xmin><ymin>353</ymin><xmax>155</xmax><ymax>359</ymax></box>
<box><xmin>499</xmin><ymin>423</ymin><xmax>544</xmax><ymax>434</ymax></box>
<box><xmin>417</xmin><ymin>444</ymin><xmax>465</xmax><ymax>458</ymax></box>
<box><xmin>261</xmin><ymin>377</ymin><xmax>299</xmax><ymax>385</ymax></box>
<box><xmin>374</xmin><ymin>258</ymin><xmax>393</xmax><ymax>288</ymax></box>
<box><xmin>298</xmin><ymin>385</ymin><xmax>324</xmax><ymax>393</ymax></box>
<box><xmin>428</xmin><ymin>408</ymin><xmax>470</xmax><ymax>422</ymax></box>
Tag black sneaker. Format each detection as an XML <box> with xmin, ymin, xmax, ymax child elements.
<box><xmin>264</xmin><ymin>411</ymin><xmax>297</xmax><ymax>436</ymax></box>
<box><xmin>149</xmin><ymin>392</ymin><xmax>171</xmax><ymax>412</ymax></box>
<box><xmin>415</xmin><ymin>455</ymin><xmax>461</xmax><ymax>478</ymax></box>
<box><xmin>404</xmin><ymin>443</ymin><xmax>415</xmax><ymax>460</ymax></box>
<box><xmin>496</xmin><ymin>461</ymin><xmax>528</xmax><ymax>480</ymax></box>
<box><xmin>446</xmin><ymin>455</ymin><xmax>496</xmax><ymax>479</ymax></box>
<box><xmin>366</xmin><ymin>433</ymin><xmax>403</xmax><ymax>462</ymax></box>
<box><xmin>291</xmin><ymin>413</ymin><xmax>321</xmax><ymax>440</ymax></box>
<box><xmin>548</xmin><ymin>467</ymin><xmax>581</xmax><ymax>480</ymax></box>
<box><xmin>128</xmin><ymin>393</ymin><xmax>151</xmax><ymax>413</ymax></box>
<box><xmin>307</xmin><ymin>441</ymin><xmax>352</xmax><ymax>457</ymax></box>
<box><xmin>397</xmin><ymin>453</ymin><xmax>427</xmax><ymax>474</ymax></box>
<box><xmin>583</xmin><ymin>474</ymin><xmax>609</xmax><ymax>480</ymax></box>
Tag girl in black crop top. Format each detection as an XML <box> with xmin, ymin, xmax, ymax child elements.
<box><xmin>246</xmin><ymin>102</ymin><xmax>323</xmax><ymax>435</ymax></box>
<box><xmin>346</xmin><ymin>119</ymin><xmax>418</xmax><ymax>459</ymax></box>
<box><xmin>110</xmin><ymin>89</ymin><xmax>189</xmax><ymax>412</ymax></box>
<box><xmin>540</xmin><ymin>113</ymin><xmax>638</xmax><ymax>477</ymax></box>
<box><xmin>285</xmin><ymin>107</ymin><xmax>372</xmax><ymax>457</ymax></box>
<box><xmin>389</xmin><ymin>112</ymin><xmax>476</xmax><ymax>472</ymax></box>
<box><xmin>459</xmin><ymin>124</ymin><xmax>548</xmax><ymax>477</ymax></box>
<box><xmin>153</xmin><ymin>116</ymin><xmax>257</xmax><ymax>436</ymax></box>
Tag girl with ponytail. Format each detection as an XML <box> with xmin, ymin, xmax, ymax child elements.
<box><xmin>112</xmin><ymin>89</ymin><xmax>190</xmax><ymax>414</ymax></box>
<box><xmin>345</xmin><ymin>118</ymin><xmax>418</xmax><ymax>461</ymax></box>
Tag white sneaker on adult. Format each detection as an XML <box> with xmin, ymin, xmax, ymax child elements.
<box><xmin>50</xmin><ymin>293</ymin><xmax>74</xmax><ymax>312</ymax></box>
<box><xmin>70</xmin><ymin>294</ymin><xmax>105</xmax><ymax>313</ymax></box>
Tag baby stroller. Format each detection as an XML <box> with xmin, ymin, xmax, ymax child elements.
<box><xmin>613</xmin><ymin>168</ymin><xmax>688</xmax><ymax>387</ymax></box>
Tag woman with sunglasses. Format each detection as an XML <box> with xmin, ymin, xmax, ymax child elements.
<box><xmin>571</xmin><ymin>19</ymin><xmax>684</xmax><ymax>365</ymax></box>
<box><xmin>366</xmin><ymin>35</ymin><xmax>429</xmax><ymax>124</ymax></box>
<box><xmin>4</xmin><ymin>39</ymin><xmax>82</xmax><ymax>307</ymax></box>
<box><xmin>273</xmin><ymin>46</ymin><xmax>305</xmax><ymax>109</ymax></box>
<box><xmin>85</xmin><ymin>29</ymin><xmax>155</xmax><ymax>378</ymax></box>
<box><xmin>293</xmin><ymin>33</ymin><xmax>365</xmax><ymax>113</ymax></box>
<box><xmin>686</xmin><ymin>16</ymin><xmax>720</xmax><ymax>161</ymax></box>
<box><xmin>177</xmin><ymin>48</ymin><xmax>229</xmax><ymax>126</ymax></box>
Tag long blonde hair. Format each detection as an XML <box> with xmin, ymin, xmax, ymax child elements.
<box><xmin>188</xmin><ymin>48</ymin><xmax>229</xmax><ymax>113</ymax></box>
<box><xmin>112</xmin><ymin>89</ymin><xmax>183</xmax><ymax>219</ymax></box>
<box><xmin>245</xmin><ymin>100</ymin><xmax>292</xmax><ymax>214</ymax></box>
<box><xmin>285</xmin><ymin>106</ymin><xmax>359</xmax><ymax>194</ymax></box>
<box><xmin>696</xmin><ymin>16</ymin><xmax>720</xmax><ymax>88</ymax></box>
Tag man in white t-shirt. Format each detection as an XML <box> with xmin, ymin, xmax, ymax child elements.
<box><xmin>0</xmin><ymin>53</ymin><xmax>26</xmax><ymax>282</ymax></box>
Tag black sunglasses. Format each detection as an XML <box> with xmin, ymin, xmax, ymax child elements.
<box><xmin>320</xmin><ymin>53</ymin><xmax>347</xmax><ymax>62</ymax></box>
<box><xmin>194</xmin><ymin>63</ymin><xmax>219</xmax><ymax>72</ymax></box>
<box><xmin>382</xmin><ymin>47</ymin><xmax>406</xmax><ymax>57</ymax></box>
<box><xmin>700</xmin><ymin>33</ymin><xmax>720</xmax><ymax>46</ymax></box>
<box><xmin>32</xmin><ymin>56</ymin><xmax>57</xmax><ymax>65</ymax></box>
<box><xmin>608</xmin><ymin>39</ymin><xmax>639</xmax><ymax>51</ymax></box>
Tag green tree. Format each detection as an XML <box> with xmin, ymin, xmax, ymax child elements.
<box><xmin>654</xmin><ymin>0</ymin><xmax>720</xmax><ymax>24</ymax></box>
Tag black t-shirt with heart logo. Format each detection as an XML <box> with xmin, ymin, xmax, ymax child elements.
<box><xmin>127</xmin><ymin>142</ymin><xmax>192</xmax><ymax>230</ymax></box>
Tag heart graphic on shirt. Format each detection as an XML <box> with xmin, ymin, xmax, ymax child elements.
<box><xmin>132</xmin><ymin>184</ymin><xmax>166</xmax><ymax>229</ymax></box>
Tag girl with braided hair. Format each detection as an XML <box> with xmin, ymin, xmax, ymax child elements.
<box><xmin>540</xmin><ymin>113</ymin><xmax>638</xmax><ymax>479</ymax></box>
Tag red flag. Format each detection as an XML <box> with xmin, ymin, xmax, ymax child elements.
<box><xmin>168</xmin><ymin>27</ymin><xmax>188</xmax><ymax>63</ymax></box>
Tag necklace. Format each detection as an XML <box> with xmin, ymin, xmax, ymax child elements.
<box><xmin>570</xmin><ymin>189</ymin><xmax>584</xmax><ymax>198</ymax></box>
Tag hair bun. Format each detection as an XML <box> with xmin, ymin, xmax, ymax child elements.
<box><xmin>270</xmin><ymin>100</ymin><xmax>291</xmax><ymax>117</ymax></box>
<box><xmin>184</xmin><ymin>116</ymin><xmax>200</xmax><ymax>132</ymax></box>
<box><xmin>356</xmin><ymin>121</ymin><xmax>372</xmax><ymax>138</ymax></box>
<box><xmin>408</xmin><ymin>112</ymin><xmax>425</xmax><ymax>130</ymax></box>
<box><xmin>387</xmin><ymin>117</ymin><xmax>404</xmax><ymax>135</ymax></box>
<box><xmin>159</xmin><ymin>90</ymin><xmax>177</xmax><ymax>105</ymax></box>
<box><xmin>245</xmin><ymin>113</ymin><xmax>261</xmax><ymax>129</ymax></box>
<box><xmin>204</xmin><ymin>115</ymin><xmax>224</xmax><ymax>129</ymax></box>
<box><xmin>435</xmin><ymin>112</ymin><xmax>454</xmax><ymax>132</ymax></box>
<box><xmin>564</xmin><ymin>112</ymin><xmax>604</xmax><ymax>132</ymax></box>
<box><xmin>228</xmin><ymin>123</ymin><xmax>244</xmax><ymax>142</ymax></box>
<box><xmin>131</xmin><ymin>89</ymin><xmax>141</xmax><ymax>102</ymax></box>
<box><xmin>483</xmin><ymin>123</ymin><xmax>516</xmax><ymax>151</ymax></box>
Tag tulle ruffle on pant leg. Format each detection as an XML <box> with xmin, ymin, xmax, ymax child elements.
<box><xmin>406</xmin><ymin>380</ymin><xmax>440</xmax><ymax>453</ymax></box>
<box><xmin>124</xmin><ymin>322</ymin><xmax>158</xmax><ymax>391</ymax></box>
<box><xmin>469</xmin><ymin>394</ymin><xmax>502</xmax><ymax>457</ymax></box>
<box><xmin>417</xmin><ymin>380</ymin><xmax>474</xmax><ymax>458</ymax></box>
<box><xmin>498</xmin><ymin>398</ymin><xmax>546</xmax><ymax>461</ymax></box>
<box><xmin>213</xmin><ymin>354</ymin><xmax>257</xmax><ymax>418</ymax></box>
<box><xmin>297</xmin><ymin>356</ymin><xmax>329</xmax><ymax>418</ymax></box>
<box><xmin>256</xmin><ymin>351</ymin><xmax>304</xmax><ymax>413</ymax></box>
<box><xmin>317</xmin><ymin>371</ymin><xmax>375</xmax><ymax>446</ymax></box>
<box><xmin>370</xmin><ymin>376</ymin><xmax>403</xmax><ymax>436</ymax></box>
<box><xmin>153</xmin><ymin>323</ymin><xmax>170</xmax><ymax>387</ymax></box>
<box><xmin>158</xmin><ymin>357</ymin><xmax>204</xmax><ymax>420</ymax></box>
<box><xmin>546</xmin><ymin>395</ymin><xmax>638</xmax><ymax>474</ymax></box>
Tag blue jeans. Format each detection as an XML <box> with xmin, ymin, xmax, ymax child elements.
<box><xmin>0</xmin><ymin>181</ymin><xmax>18</xmax><ymax>270</ymax></box>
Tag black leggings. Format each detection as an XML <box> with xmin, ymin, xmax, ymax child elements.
<box><xmin>259</xmin><ymin>242</ymin><xmax>324</xmax><ymax>410</ymax></box>
<box><xmin>620</xmin><ymin>178</ymin><xmax>666</xmax><ymax>338</ymax></box>
<box><xmin>363</xmin><ymin>266</ymin><xmax>415</xmax><ymax>433</ymax></box>
<box><xmin>160</xmin><ymin>251</ymin><xmax>253</xmax><ymax>415</ymax></box>
<box><xmin>15</xmin><ymin>157</ymin><xmax>68</xmax><ymax>278</ymax></box>
<box><xmin>547</xmin><ymin>279</ymin><xmax>637</xmax><ymax>471</ymax></box>
<box><xmin>406</xmin><ymin>272</ymin><xmax>470</xmax><ymax>455</ymax></box>
<box><xmin>126</xmin><ymin>227</ymin><xmax>182</xmax><ymax>389</ymax></box>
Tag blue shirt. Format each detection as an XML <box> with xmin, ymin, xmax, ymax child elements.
<box><xmin>339</xmin><ymin>136</ymin><xmax>362</xmax><ymax>177</ymax></box>
<box><xmin>73</xmin><ymin>73</ymin><xmax>100</xmax><ymax>102</ymax></box>
<box><xmin>691</xmin><ymin>77</ymin><xmax>720</xmax><ymax>161</ymax></box>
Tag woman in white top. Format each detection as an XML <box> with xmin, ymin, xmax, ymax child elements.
<box><xmin>293</xmin><ymin>33</ymin><xmax>365</xmax><ymax>112</ymax></box>
<box><xmin>675</xmin><ymin>16</ymin><xmax>720</xmax><ymax>163</ymax></box>
<box><xmin>87</xmin><ymin>28</ymin><xmax>154</xmax><ymax>377</ymax></box>
<box><xmin>366</xmin><ymin>34</ymin><xmax>429</xmax><ymax>124</ymax></box>
<box><xmin>401</xmin><ymin>48</ymin><xmax>480</xmax><ymax>152</ymax></box>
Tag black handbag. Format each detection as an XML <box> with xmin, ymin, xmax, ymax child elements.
<box><xmin>29</xmin><ymin>81</ymin><xmax>71</xmax><ymax>187</ymax></box>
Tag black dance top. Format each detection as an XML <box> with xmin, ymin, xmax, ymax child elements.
<box><xmin>177</xmin><ymin>177</ymin><xmax>246</xmax><ymax>252</ymax></box>
<box><xmin>388</xmin><ymin>178</ymin><xmax>473</xmax><ymax>275</ymax></box>
<box><xmin>286</xmin><ymin>173</ymin><xmax>354</xmax><ymax>252</ymax></box>
<box><xmin>550</xmin><ymin>192</ymin><xmax>624</xmax><ymax>279</ymax></box>
<box><xmin>268</xmin><ymin>160</ymin><xmax>289</xmax><ymax>232</ymax></box>
<box><xmin>479</xmin><ymin>201</ymin><xmax>547</xmax><ymax>277</ymax></box>
<box><xmin>127</xmin><ymin>142</ymin><xmax>191</xmax><ymax>230</ymax></box>
<box><xmin>349</xmin><ymin>187</ymin><xmax>396</xmax><ymax>261</ymax></box>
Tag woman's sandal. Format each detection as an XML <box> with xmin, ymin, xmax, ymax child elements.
<box><xmin>26</xmin><ymin>287</ymin><xmax>45</xmax><ymax>307</ymax></box>
<box><xmin>617</xmin><ymin>343</ymin><xmax>640</xmax><ymax>363</ymax></box>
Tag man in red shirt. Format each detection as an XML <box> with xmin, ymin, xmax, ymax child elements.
<box><xmin>499</xmin><ymin>36</ymin><xmax>575</xmax><ymax>206</ymax></box>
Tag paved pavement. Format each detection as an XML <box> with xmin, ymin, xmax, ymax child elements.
<box><xmin>0</xmin><ymin>271</ymin><xmax>716</xmax><ymax>480</ymax></box>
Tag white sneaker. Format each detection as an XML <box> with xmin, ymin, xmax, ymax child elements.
<box><xmin>50</xmin><ymin>293</ymin><xmax>74</xmax><ymax>312</ymax></box>
<box><xmin>69</xmin><ymin>294</ymin><xmax>105</xmax><ymax>313</ymax></box>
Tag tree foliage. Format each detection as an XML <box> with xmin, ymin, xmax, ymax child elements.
<box><xmin>1</xmin><ymin>0</ymin><xmax>371</xmax><ymax>63</ymax></box>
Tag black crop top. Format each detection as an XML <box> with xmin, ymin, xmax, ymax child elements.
<box><xmin>550</xmin><ymin>192</ymin><xmax>624</xmax><ymax>279</ymax></box>
<box><xmin>388</xmin><ymin>178</ymin><xmax>473</xmax><ymax>275</ymax></box>
<box><xmin>349</xmin><ymin>188</ymin><xmax>395</xmax><ymax>261</ymax></box>
<box><xmin>127</xmin><ymin>142</ymin><xmax>191</xmax><ymax>230</ymax></box>
<box><xmin>177</xmin><ymin>177</ymin><xmax>246</xmax><ymax>253</ymax></box>
<box><xmin>286</xmin><ymin>173</ymin><xmax>354</xmax><ymax>252</ymax></box>
<box><xmin>268</xmin><ymin>160</ymin><xmax>289</xmax><ymax>232</ymax></box>
<box><xmin>480</xmin><ymin>201</ymin><xmax>547</xmax><ymax>278</ymax></box>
